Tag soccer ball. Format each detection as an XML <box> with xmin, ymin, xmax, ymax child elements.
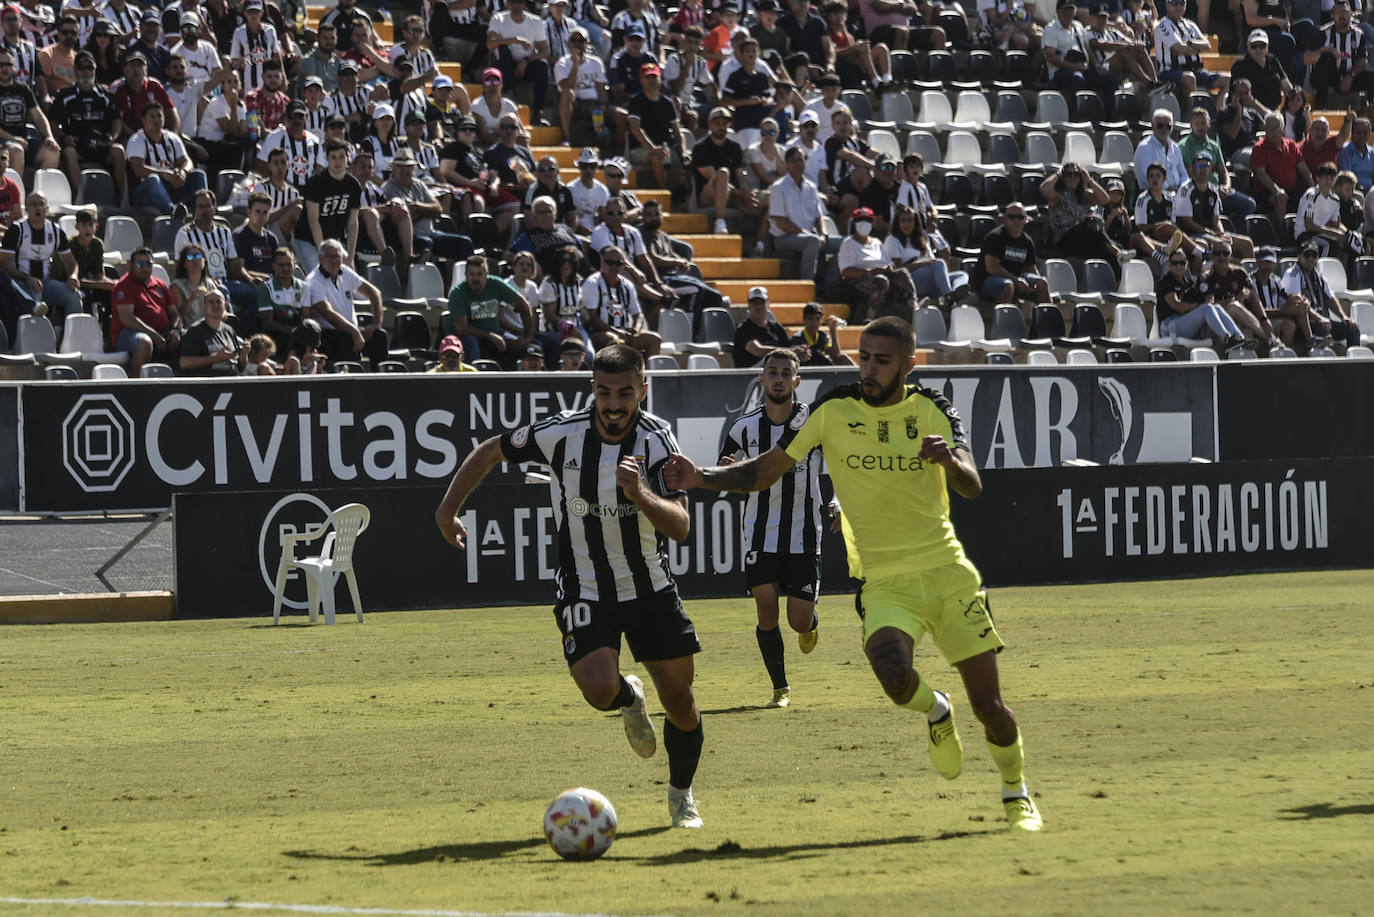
<box><xmin>543</xmin><ymin>787</ymin><xmax>617</xmax><ymax>861</ymax></box>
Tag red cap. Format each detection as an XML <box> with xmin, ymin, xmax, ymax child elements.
<box><xmin>639</xmin><ymin>62</ymin><xmax>662</xmax><ymax>77</ymax></box>
<box><xmin>852</xmin><ymin>206</ymin><xmax>875</xmax><ymax>220</ymax></box>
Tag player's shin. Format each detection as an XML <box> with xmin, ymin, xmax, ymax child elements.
<box><xmin>663</xmin><ymin>717</ymin><xmax>704</xmax><ymax>791</ymax></box>
<box><xmin>755</xmin><ymin>625</ymin><xmax>788</xmax><ymax>691</ymax></box>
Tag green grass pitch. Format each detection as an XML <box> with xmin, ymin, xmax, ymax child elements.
<box><xmin>1</xmin><ymin>570</ymin><xmax>1371</xmax><ymax>916</ymax></box>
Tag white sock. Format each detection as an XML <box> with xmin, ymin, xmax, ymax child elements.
<box><xmin>1002</xmin><ymin>782</ymin><xmax>1028</xmax><ymax>801</ymax></box>
<box><xmin>1193</xmin><ymin>244</ymin><xmax>1208</xmax><ymax>257</ymax></box>
<box><xmin>927</xmin><ymin>690</ymin><xmax>951</xmax><ymax>723</ymax></box>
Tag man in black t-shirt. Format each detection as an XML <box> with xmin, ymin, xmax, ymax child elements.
<box><xmin>0</xmin><ymin>46</ymin><xmax>60</xmax><ymax>172</ymax></box>
<box><xmin>733</xmin><ymin>286</ymin><xmax>797</xmax><ymax>368</ymax></box>
<box><xmin>627</xmin><ymin>64</ymin><xmax>689</xmax><ymax>195</ymax></box>
<box><xmin>777</xmin><ymin>0</ymin><xmax>830</xmax><ymax>74</ymax></box>
<box><xmin>228</xmin><ymin>191</ymin><xmax>279</xmax><ymax>320</ymax></box>
<box><xmin>691</xmin><ymin>106</ymin><xmax>761</xmax><ymax>235</ymax></box>
<box><xmin>856</xmin><ymin>153</ymin><xmax>900</xmax><ymax>235</ymax></box>
<box><xmin>975</xmin><ymin>203</ymin><xmax>1052</xmax><ymax>317</ymax></box>
<box><xmin>178</xmin><ymin>287</ymin><xmax>246</xmax><ymax>376</ymax></box>
<box><xmin>54</xmin><ymin>53</ymin><xmax>126</xmax><ymax>202</ymax></box>
<box><xmin>294</xmin><ymin>138</ymin><xmax>362</xmax><ymax>274</ymax></box>
<box><xmin>722</xmin><ymin>40</ymin><xmax>777</xmax><ymax>136</ymax></box>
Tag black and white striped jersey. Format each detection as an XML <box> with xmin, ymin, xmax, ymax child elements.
<box><xmin>230</xmin><ymin>23</ymin><xmax>281</xmax><ymax>93</ymax></box>
<box><xmin>1252</xmin><ymin>271</ymin><xmax>1289</xmax><ymax>312</ymax></box>
<box><xmin>173</xmin><ymin>219</ymin><xmax>236</xmax><ymax>282</ymax></box>
<box><xmin>500</xmin><ymin>407</ymin><xmax>685</xmax><ymax>603</ymax></box>
<box><xmin>722</xmin><ymin>402</ymin><xmax>825</xmax><ymax>558</ymax></box>
<box><xmin>1321</xmin><ymin>23</ymin><xmax>1366</xmax><ymax>77</ymax></box>
<box><xmin>2</xmin><ymin>38</ymin><xmax>37</xmax><ymax>88</ymax></box>
<box><xmin>2</xmin><ymin>217</ymin><xmax>69</xmax><ymax>280</ymax></box>
<box><xmin>1153</xmin><ymin>15</ymin><xmax>1203</xmax><ymax>70</ymax></box>
<box><xmin>260</xmin><ymin>179</ymin><xmax>301</xmax><ymax>212</ymax></box>
<box><xmin>257</xmin><ymin>126</ymin><xmax>325</xmax><ymax>188</ymax></box>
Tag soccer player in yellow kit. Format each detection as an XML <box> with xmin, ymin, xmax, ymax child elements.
<box><xmin>665</xmin><ymin>316</ymin><xmax>1042</xmax><ymax>831</ymax></box>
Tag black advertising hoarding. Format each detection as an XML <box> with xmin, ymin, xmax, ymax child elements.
<box><xmin>1215</xmin><ymin>360</ymin><xmax>1374</xmax><ymax>460</ymax></box>
<box><xmin>173</xmin><ymin>458</ymin><xmax>1365</xmax><ymax>619</ymax></box>
<box><xmin>953</xmin><ymin>458</ymin><xmax>1366</xmax><ymax>583</ymax></box>
<box><xmin>172</xmin><ymin>485</ymin><xmax>855</xmax><ymax>619</ymax></box>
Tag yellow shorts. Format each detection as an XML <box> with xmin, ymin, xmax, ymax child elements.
<box><xmin>858</xmin><ymin>557</ymin><xmax>1004</xmax><ymax>665</ymax></box>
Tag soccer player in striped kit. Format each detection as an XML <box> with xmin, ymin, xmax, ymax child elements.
<box><xmin>436</xmin><ymin>344</ymin><xmax>707</xmax><ymax>830</ymax></box>
<box><xmin>720</xmin><ymin>348</ymin><xmax>835</xmax><ymax>708</ymax></box>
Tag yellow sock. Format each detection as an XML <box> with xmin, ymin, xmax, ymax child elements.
<box><xmin>899</xmin><ymin>674</ymin><xmax>936</xmax><ymax>714</ymax></box>
<box><xmin>987</xmin><ymin>731</ymin><xmax>1025</xmax><ymax>791</ymax></box>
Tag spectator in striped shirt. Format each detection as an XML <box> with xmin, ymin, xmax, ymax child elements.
<box><xmin>259</xmin><ymin>147</ymin><xmax>303</xmax><ymax>237</ymax></box>
<box><xmin>128</xmin><ymin>100</ymin><xmax>206</xmax><ymax>216</ymax></box>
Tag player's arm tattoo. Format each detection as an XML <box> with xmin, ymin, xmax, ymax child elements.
<box><xmin>701</xmin><ymin>460</ymin><xmax>758</xmax><ymax>491</ymax></box>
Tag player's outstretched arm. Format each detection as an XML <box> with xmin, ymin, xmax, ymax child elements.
<box><xmin>616</xmin><ymin>456</ymin><xmax>691</xmax><ymax>541</ymax></box>
<box><xmin>665</xmin><ymin>446</ymin><xmax>796</xmax><ymax>494</ymax></box>
<box><xmin>435</xmin><ymin>435</ymin><xmax>508</xmax><ymax>549</ymax></box>
<box><xmin>918</xmin><ymin>435</ymin><xmax>982</xmax><ymax>500</ymax></box>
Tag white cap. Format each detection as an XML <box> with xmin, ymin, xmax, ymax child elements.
<box><xmin>576</xmin><ymin>146</ymin><xmax>600</xmax><ymax>164</ymax></box>
<box><xmin>748</xmin><ymin>286</ymin><xmax>769</xmax><ymax>302</ymax></box>
<box><xmin>373</xmin><ymin>103</ymin><xmax>395</xmax><ymax>120</ymax></box>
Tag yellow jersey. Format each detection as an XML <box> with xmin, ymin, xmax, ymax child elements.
<box><xmin>783</xmin><ymin>383</ymin><xmax>971</xmax><ymax>580</ymax></box>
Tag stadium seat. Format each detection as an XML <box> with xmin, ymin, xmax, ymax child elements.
<box><xmin>150</xmin><ymin>216</ymin><xmax>179</xmax><ymax>261</ymax></box>
<box><xmin>1349</xmin><ymin>301</ymin><xmax>1374</xmax><ymax>344</ymax></box>
<box><xmin>1026</xmin><ymin>349</ymin><xmax>1058</xmax><ymax>364</ymax></box>
<box><xmin>1189</xmin><ymin>347</ymin><xmax>1220</xmax><ymax>361</ymax></box>
<box><xmin>937</xmin><ymin>215</ymin><xmax>962</xmax><ymax>246</ymax></box>
<box><xmin>1104</xmin><ymin>348</ymin><xmax>1133</xmax><ymax>363</ymax></box>
<box><xmin>376</xmin><ymin>360</ymin><xmax>409</xmax><ymax>372</ymax></box>
<box><xmin>687</xmin><ymin>353</ymin><xmax>720</xmax><ymax>370</ymax></box>
<box><xmin>1071</xmin><ymin>303</ymin><xmax>1130</xmax><ymax>347</ymax></box>
<box><xmin>43</xmin><ymin>364</ymin><xmax>77</xmax><ymax>380</ymax></box>
<box><xmin>890</xmin><ymin>50</ymin><xmax>919</xmax><ymax>84</ymax></box>
<box><xmin>1226</xmin><ymin>346</ymin><xmax>1259</xmax><ymax>360</ymax></box>
<box><xmin>657</xmin><ymin>308</ymin><xmax>697</xmax><ymax>355</ymax></box>
<box><xmin>1043</xmin><ymin>258</ymin><xmax>1078</xmax><ymax>298</ymax></box>
<box><xmin>941</xmin><ymin>172</ymin><xmax>974</xmax><ymax>209</ymax></box>
<box><xmin>912</xmin><ymin>305</ymin><xmax>947</xmax><ymax>347</ymax></box>
<box><xmin>78</xmin><ymin>168</ymin><xmax>118</xmax><ymax>211</ymax></box>
<box><xmin>1065</xmin><ymin>348</ymin><xmax>1097</xmax><ymax>364</ymax></box>
<box><xmin>1319</xmin><ymin>256</ymin><xmax>1374</xmax><ymax>302</ymax></box>
<box><xmin>1347</xmin><ymin>344</ymin><xmax>1374</xmax><ymax>358</ymax></box>
<box><xmin>1149</xmin><ymin>347</ymin><xmax>1180</xmax><ymax>361</ymax></box>
<box><xmin>698</xmin><ymin>307</ymin><xmax>736</xmax><ymax>347</ymax></box>
<box><xmin>91</xmin><ymin>363</ymin><xmax>128</xmax><ymax>379</ymax></box>
<box><xmin>926</xmin><ymin>51</ymin><xmax>955</xmax><ymax>83</ymax></box>
<box><xmin>981</xmin><ymin>172</ymin><xmax>1014</xmax><ymax>209</ymax></box>
<box><xmin>215</xmin><ymin>170</ymin><xmax>245</xmax><ymax>207</ymax></box>
<box><xmin>1112</xmin><ymin>303</ymin><xmax>1169</xmax><ymax>348</ymax></box>
<box><xmin>990</xmin><ymin>303</ymin><xmax>1052</xmax><ymax>350</ymax></box>
<box><xmin>906</xmin><ymin>130</ymin><xmax>942</xmax><ymax>165</ymax></box>
<box><xmin>1352</xmin><ymin>258</ymin><xmax>1374</xmax><ymax>293</ymax></box>
<box><xmin>950</xmin><ymin>90</ymin><xmax>992</xmax><ymax>130</ymax></box>
<box><xmin>1110</xmin><ymin>260</ymin><xmax>1158</xmax><ymax>304</ymax></box>
<box><xmin>985</xmin><ymin>351</ymin><xmax>1014</xmax><ymax>364</ymax></box>
<box><xmin>647</xmin><ymin>354</ymin><xmax>678</xmax><ymax>370</ymax></box>
<box><xmin>994</xmin><ymin>91</ymin><xmax>1031</xmax><ymax>128</ymax></box>
<box><xmin>406</xmin><ymin>262</ymin><xmax>447</xmax><ymax>307</ymax></box>
<box><xmin>1065</xmin><ymin>259</ymin><xmax>1116</xmax><ymax>303</ymax></box>
<box><xmin>1245</xmin><ymin>214</ymin><xmax>1278</xmax><ymax>249</ymax></box>
<box><xmin>866</xmin><ymin>128</ymin><xmax>902</xmax><ymax>162</ymax></box>
<box><xmin>1020</xmin><ymin>132</ymin><xmax>1059</xmax><ymax>172</ymax></box>
<box><xmin>151</xmin><ymin>264</ymin><xmax>171</xmax><ymax>286</ymax></box>
<box><xmin>985</xmin><ymin>133</ymin><xmax>1020</xmax><ymax>171</ymax></box>
<box><xmin>1114</xmin><ymin>90</ymin><xmax>1142</xmax><ymax>129</ymax></box>
<box><xmin>916</xmin><ymin>90</ymin><xmax>954</xmax><ymax>131</ymax></box>
<box><xmin>18</xmin><ymin>315</ymin><xmax>65</xmax><ymax>363</ymax></box>
<box><xmin>139</xmin><ymin>363</ymin><xmax>174</xmax><ymax>377</ymax></box>
<box><xmin>34</xmin><ymin>168</ymin><xmax>76</xmax><ymax>213</ymax></box>
<box><xmin>1019</xmin><ymin>172</ymin><xmax>1047</xmax><ymax>207</ymax></box>
<box><xmin>879</xmin><ymin>91</ymin><xmax>918</xmax><ymax>131</ymax></box>
<box><xmin>1097</xmin><ymin>131</ymin><xmax>1135</xmax><ymax>174</ymax></box>
<box><xmin>1073</xmin><ymin>90</ymin><xmax>1106</xmax><ymax>125</ymax></box>
<box><xmin>391</xmin><ymin>311</ymin><xmax>437</xmax><ymax>360</ymax></box>
<box><xmin>59</xmin><ymin>313</ymin><xmax>127</xmax><ymax>366</ymax></box>
<box><xmin>1031</xmin><ymin>304</ymin><xmax>1092</xmax><ymax>347</ymax></box>
<box><xmin>272</xmin><ymin>502</ymin><xmax>370</xmax><ymax>625</ymax></box>
<box><xmin>103</xmin><ymin>216</ymin><xmax>144</xmax><ymax>264</ymax></box>
<box><xmin>332</xmin><ymin>361</ymin><xmax>367</xmax><ymax>373</ymax></box>
<box><xmin>968</xmin><ymin>50</ymin><xmax>997</xmax><ymax>84</ymax></box>
<box><xmin>1268</xmin><ymin>345</ymin><xmax>1298</xmax><ymax>358</ymax></box>
<box><xmin>968</xmin><ymin>213</ymin><xmax>997</xmax><ymax>244</ymax></box>
<box><xmin>1034</xmin><ymin>90</ymin><xmax>1074</xmax><ymax>130</ymax></box>
<box><xmin>1061</xmin><ymin>131</ymin><xmax>1097</xmax><ymax>168</ymax></box>
<box><xmin>939</xmin><ymin>132</ymin><xmax>994</xmax><ymax>174</ymax></box>
<box><xmin>1188</xmin><ymin>91</ymin><xmax>1218</xmax><ymax>121</ymax></box>
<box><xmin>1002</xmin><ymin>49</ymin><xmax>1032</xmax><ymax>83</ymax></box>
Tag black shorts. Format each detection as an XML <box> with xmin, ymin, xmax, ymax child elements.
<box><xmin>72</xmin><ymin>133</ymin><xmax>113</xmax><ymax>161</ymax></box>
<box><xmin>745</xmin><ymin>551</ymin><xmax>821</xmax><ymax>602</ymax></box>
<box><xmin>554</xmin><ymin>585</ymin><xmax>701</xmax><ymax>666</ymax></box>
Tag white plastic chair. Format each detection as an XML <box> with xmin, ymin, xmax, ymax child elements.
<box><xmin>865</xmin><ymin>128</ymin><xmax>902</xmax><ymax>162</ymax></box>
<box><xmin>272</xmin><ymin>503</ymin><xmax>371</xmax><ymax>625</ymax></box>
<box><xmin>139</xmin><ymin>363</ymin><xmax>174</xmax><ymax>377</ymax></box>
<box><xmin>1065</xmin><ymin>348</ymin><xmax>1097</xmax><ymax>364</ymax></box>
<box><xmin>1026</xmin><ymin>349</ymin><xmax>1058</xmax><ymax>364</ymax></box>
<box><xmin>1349</xmin><ymin>301</ymin><xmax>1374</xmax><ymax>344</ymax></box>
<box><xmin>657</xmin><ymin>307</ymin><xmax>692</xmax><ymax>355</ymax></box>
<box><xmin>33</xmin><ymin>168</ymin><xmax>76</xmax><ymax>212</ymax></box>
<box><xmin>951</xmin><ymin>90</ymin><xmax>992</xmax><ymax>129</ymax></box>
<box><xmin>60</xmin><ymin>313</ymin><xmax>128</xmax><ymax>365</ymax></box>
<box><xmin>1346</xmin><ymin>344</ymin><xmax>1374</xmax><ymax>358</ymax></box>
<box><xmin>91</xmin><ymin>363</ymin><xmax>129</xmax><ymax>379</ymax></box>
<box><xmin>687</xmin><ymin>353</ymin><xmax>720</xmax><ymax>370</ymax></box>
<box><xmin>1189</xmin><ymin>347</ymin><xmax>1220</xmax><ymax>361</ymax></box>
<box><xmin>1061</xmin><ymin>131</ymin><xmax>1097</xmax><ymax>167</ymax></box>
<box><xmin>103</xmin><ymin>216</ymin><xmax>145</xmax><ymax>264</ymax></box>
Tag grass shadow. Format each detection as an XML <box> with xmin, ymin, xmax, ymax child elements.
<box><xmin>283</xmin><ymin>826</ymin><xmax>674</xmax><ymax>866</ymax></box>
<box><xmin>1276</xmin><ymin>801</ymin><xmax>1374</xmax><ymax>820</ymax></box>
<box><xmin>622</xmin><ymin>829</ymin><xmax>1002</xmax><ymax>865</ymax></box>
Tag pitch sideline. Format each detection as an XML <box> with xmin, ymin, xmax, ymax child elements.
<box><xmin>0</xmin><ymin>896</ymin><xmax>684</xmax><ymax>917</ymax></box>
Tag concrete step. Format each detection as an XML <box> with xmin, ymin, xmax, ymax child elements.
<box><xmin>676</xmin><ymin>234</ymin><xmax>742</xmax><ymax>257</ymax></box>
<box><xmin>713</xmin><ymin>279</ymin><xmax>816</xmax><ymax>301</ymax></box>
<box><xmin>663</xmin><ymin>213</ymin><xmax>707</xmax><ymax>233</ymax></box>
<box><xmin>439</xmin><ymin>62</ymin><xmax>463</xmax><ymax>82</ymax></box>
<box><xmin>697</xmin><ymin>258</ymin><xmax>780</xmax><ymax>279</ymax></box>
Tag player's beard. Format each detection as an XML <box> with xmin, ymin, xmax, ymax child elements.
<box><xmin>860</xmin><ymin>373</ymin><xmax>903</xmax><ymax>407</ymax></box>
<box><xmin>764</xmin><ymin>387</ymin><xmax>793</xmax><ymax>406</ymax></box>
<box><xmin>596</xmin><ymin>406</ymin><xmax>637</xmax><ymax>438</ymax></box>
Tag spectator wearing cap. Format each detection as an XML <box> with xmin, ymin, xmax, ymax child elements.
<box><xmin>128</xmin><ymin>100</ymin><xmax>206</xmax><ymax>216</ymax></box>
<box><xmin>53</xmin><ymin>50</ymin><xmax>127</xmax><ymax>202</ymax></box>
<box><xmin>399</xmin><ymin>109</ymin><xmax>441</xmax><ymax>179</ymax></box>
<box><xmin>786</xmin><ymin>109</ymin><xmax>826</xmax><ymax>185</ymax></box>
<box><xmin>612</xmin><ymin>0</ymin><xmax>663</xmax><ymax>55</ymax></box>
<box><xmin>567</xmin><ymin>147</ymin><xmax>609</xmax><ymax>233</ymax></box>
<box><xmin>1250</xmin><ymin>245</ymin><xmax>1309</xmax><ymax>349</ymax></box>
<box><xmin>555</xmin><ymin>24</ymin><xmax>609</xmax><ymax>145</ymax></box>
<box><xmin>299</xmin><ymin>20</ymin><xmax>344</xmax><ymax>93</ymax></box>
<box><xmin>243</xmin><ymin>58</ymin><xmax>289</xmax><ymax>132</ymax></box>
<box><xmin>973</xmin><ymin>203</ymin><xmax>1052</xmax><ymax>317</ymax></box>
<box><xmin>230</xmin><ymin>0</ymin><xmax>283</xmax><ymax>95</ymax></box>
<box><xmin>362</xmin><ymin>102</ymin><xmax>402</xmax><ymax>180</ymax></box>
<box><xmin>517</xmin><ymin>340</ymin><xmax>546</xmax><ymax>371</ymax></box>
<box><xmin>382</xmin><ymin>56</ymin><xmax>431</xmax><ymax>134</ymax></box>
<box><xmin>427</xmin><ymin>334</ymin><xmax>480</xmax><ymax>373</ymax></box>
<box><xmin>383</xmin><ymin>146</ymin><xmax>472</xmax><ymax>265</ymax></box>
<box><xmin>1153</xmin><ymin>0</ymin><xmax>1227</xmax><ymax>103</ymax></box>
<box><xmin>427</xmin><ymin>74</ymin><xmax>470</xmax><ymax>142</ymax></box>
<box><xmin>83</xmin><ymin>18</ymin><xmax>123</xmax><ymax>86</ymax></box>
<box><xmin>483</xmin><ymin>111</ymin><xmax>536</xmax><ymax>234</ymax></box>
<box><xmin>608</xmin><ymin>21</ymin><xmax>659</xmax><ymax>125</ymax></box>
<box><xmin>438</xmin><ymin>115</ymin><xmax>491</xmax><ymax>226</ymax></box>
<box><xmin>1281</xmin><ymin>239</ymin><xmax>1362</xmax><ymax>349</ymax></box>
<box><xmin>1045</xmin><ymin>0</ymin><xmax>1120</xmax><ymax>102</ymax></box>
<box><xmin>1230</xmin><ymin>27</ymin><xmax>1294</xmax><ymax>112</ymax></box>
<box><xmin>126</xmin><ymin>12</ymin><xmax>168</xmax><ymax>77</ymax></box>
<box><xmin>601</xmin><ymin>156</ymin><xmax>643</xmax><ymax>223</ymax></box>
<box><xmin>558</xmin><ymin>336</ymin><xmax>588</xmax><ymax>370</ymax></box>
<box><xmin>693</xmin><ymin>105</ymin><xmax>762</xmax><ymax>235</ymax></box>
<box><xmin>790</xmin><ymin>300</ymin><xmax>850</xmax><ymax>365</ymax></box>
<box><xmin>1251</xmin><ymin>111</ymin><xmax>1309</xmax><ymax>225</ymax></box>
<box><xmin>732</xmin><ymin>286</ymin><xmax>795</xmax><ymax>368</ymax></box>
<box><xmin>1338</xmin><ymin>116</ymin><xmax>1374</xmax><ymax>190</ymax></box>
<box><xmin>543</xmin><ymin>0</ymin><xmax>576</xmax><ymax>64</ymax></box>
<box><xmin>171</xmin><ymin>11</ymin><xmax>222</xmax><ymax>88</ymax></box>
<box><xmin>473</xmin><ymin>67</ymin><xmax>521</xmax><ymax>146</ymax></box>
<box><xmin>256</xmin><ymin>100</ymin><xmax>326</xmax><ymax>188</ymax></box>
<box><xmin>835</xmin><ymin>205</ymin><xmax>917</xmax><ymax>322</ymax></box>
<box><xmin>1175</xmin><ymin>150</ymin><xmax>1257</xmax><ymax>259</ymax></box>
<box><xmin>628</xmin><ymin>61</ymin><xmax>691</xmax><ymax>197</ymax></box>
<box><xmin>523</xmin><ymin>153</ymin><xmax>578</xmax><ymax>227</ymax></box>
<box><xmin>1179</xmin><ymin>107</ymin><xmax>1257</xmax><ymax>226</ymax></box>
<box><xmin>770</xmin><ymin>144</ymin><xmax>828</xmax><ymax>284</ymax></box>
<box><xmin>487</xmin><ymin>0</ymin><xmax>553</xmax><ymax>126</ymax></box>
<box><xmin>325</xmin><ymin>59</ymin><xmax>374</xmax><ymax>140</ymax></box>
<box><xmin>856</xmin><ymin>151</ymin><xmax>900</xmax><ymax>236</ymax></box>
<box><xmin>1133</xmin><ymin>107</ymin><xmax>1189</xmax><ymax>191</ymax></box>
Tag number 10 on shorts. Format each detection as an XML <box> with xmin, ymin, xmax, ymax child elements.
<box><xmin>561</xmin><ymin>601</ymin><xmax>592</xmax><ymax>631</ymax></box>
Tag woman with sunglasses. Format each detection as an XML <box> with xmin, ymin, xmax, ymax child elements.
<box><xmin>83</xmin><ymin>22</ymin><xmax>121</xmax><ymax>85</ymax></box>
<box><xmin>1040</xmin><ymin>162</ymin><xmax>1134</xmax><ymax>275</ymax></box>
<box><xmin>438</xmin><ymin>116</ymin><xmax>490</xmax><ymax>231</ymax></box>
<box><xmin>744</xmin><ymin>116</ymin><xmax>786</xmax><ymax>256</ymax></box>
<box><xmin>171</xmin><ymin>243</ymin><xmax>219</xmax><ymax>326</ymax></box>
<box><xmin>362</xmin><ymin>104</ymin><xmax>403</xmax><ymax>180</ymax></box>
<box><xmin>473</xmin><ymin>67</ymin><xmax>520</xmax><ymax>146</ymax></box>
<box><xmin>1154</xmin><ymin>242</ymin><xmax>1251</xmax><ymax>353</ymax></box>
<box><xmin>538</xmin><ymin>244</ymin><xmax>595</xmax><ymax>354</ymax></box>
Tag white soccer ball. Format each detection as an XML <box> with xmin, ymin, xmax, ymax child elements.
<box><xmin>543</xmin><ymin>787</ymin><xmax>618</xmax><ymax>861</ymax></box>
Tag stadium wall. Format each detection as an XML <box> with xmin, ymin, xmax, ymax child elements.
<box><xmin>173</xmin><ymin>455</ymin><xmax>1367</xmax><ymax>618</ymax></box>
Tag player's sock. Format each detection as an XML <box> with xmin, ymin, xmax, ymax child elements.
<box><xmin>664</xmin><ymin>717</ymin><xmax>704</xmax><ymax>791</ymax></box>
<box><xmin>755</xmin><ymin>626</ymin><xmax>788</xmax><ymax>690</ymax></box>
<box><xmin>599</xmin><ymin>674</ymin><xmax>635</xmax><ymax>711</ymax></box>
<box><xmin>899</xmin><ymin>673</ymin><xmax>938</xmax><ymax>715</ymax></box>
<box><xmin>988</xmin><ymin>730</ymin><xmax>1026</xmax><ymax>794</ymax></box>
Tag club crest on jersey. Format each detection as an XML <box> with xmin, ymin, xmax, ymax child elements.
<box><xmin>511</xmin><ymin>426</ymin><xmax>529</xmax><ymax>447</ymax></box>
<box><xmin>905</xmin><ymin>416</ymin><xmax>920</xmax><ymax>439</ymax></box>
<box><xmin>877</xmin><ymin>420</ymin><xmax>889</xmax><ymax>443</ymax></box>
<box><xmin>789</xmin><ymin>403</ymin><xmax>810</xmax><ymax>430</ymax></box>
